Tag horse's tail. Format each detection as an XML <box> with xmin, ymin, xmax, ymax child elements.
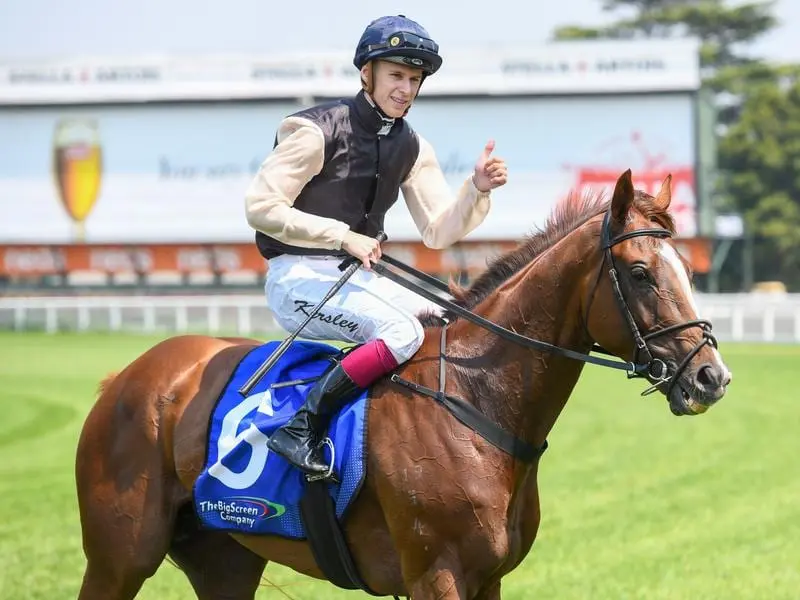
<box><xmin>97</xmin><ymin>371</ymin><xmax>119</xmax><ymax>397</ymax></box>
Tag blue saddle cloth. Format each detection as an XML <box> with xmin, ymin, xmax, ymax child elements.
<box><xmin>192</xmin><ymin>340</ymin><xmax>369</xmax><ymax>540</ymax></box>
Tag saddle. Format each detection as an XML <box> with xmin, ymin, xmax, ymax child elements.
<box><xmin>193</xmin><ymin>339</ymin><xmax>386</xmax><ymax>594</ymax></box>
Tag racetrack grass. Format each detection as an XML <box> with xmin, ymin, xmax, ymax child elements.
<box><xmin>0</xmin><ymin>332</ymin><xmax>797</xmax><ymax>599</ymax></box>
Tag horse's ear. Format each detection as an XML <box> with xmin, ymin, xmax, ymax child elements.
<box><xmin>610</xmin><ymin>169</ymin><xmax>635</xmax><ymax>224</ymax></box>
<box><xmin>654</xmin><ymin>174</ymin><xmax>672</xmax><ymax>212</ymax></box>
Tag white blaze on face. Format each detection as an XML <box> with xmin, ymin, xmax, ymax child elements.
<box><xmin>659</xmin><ymin>241</ymin><xmax>700</xmax><ymax>316</ymax></box>
<box><xmin>659</xmin><ymin>241</ymin><xmax>728</xmax><ymax>372</ymax></box>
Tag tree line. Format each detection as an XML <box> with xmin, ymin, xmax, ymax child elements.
<box><xmin>553</xmin><ymin>0</ymin><xmax>800</xmax><ymax>292</ymax></box>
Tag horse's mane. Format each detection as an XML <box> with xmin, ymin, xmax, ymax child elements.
<box><xmin>419</xmin><ymin>186</ymin><xmax>675</xmax><ymax>326</ymax></box>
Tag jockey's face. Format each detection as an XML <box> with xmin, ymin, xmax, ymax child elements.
<box><xmin>364</xmin><ymin>60</ymin><xmax>424</xmax><ymax>118</ymax></box>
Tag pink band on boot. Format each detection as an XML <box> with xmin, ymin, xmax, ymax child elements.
<box><xmin>340</xmin><ymin>339</ymin><xmax>399</xmax><ymax>388</ymax></box>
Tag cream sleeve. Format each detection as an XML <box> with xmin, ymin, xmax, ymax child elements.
<box><xmin>400</xmin><ymin>134</ymin><xmax>492</xmax><ymax>249</ymax></box>
<box><xmin>244</xmin><ymin>116</ymin><xmax>350</xmax><ymax>250</ymax></box>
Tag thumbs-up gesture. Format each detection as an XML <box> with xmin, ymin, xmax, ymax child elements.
<box><xmin>472</xmin><ymin>140</ymin><xmax>508</xmax><ymax>192</ymax></box>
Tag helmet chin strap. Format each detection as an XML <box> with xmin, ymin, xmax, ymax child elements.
<box><xmin>363</xmin><ymin>92</ymin><xmax>396</xmax><ymax>135</ymax></box>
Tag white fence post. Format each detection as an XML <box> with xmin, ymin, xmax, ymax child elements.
<box><xmin>795</xmin><ymin>308</ymin><xmax>800</xmax><ymax>343</ymax></box>
<box><xmin>175</xmin><ymin>304</ymin><xmax>188</xmax><ymax>332</ymax></box>
<box><xmin>45</xmin><ymin>306</ymin><xmax>57</xmax><ymax>333</ymax></box>
<box><xmin>207</xmin><ymin>302</ymin><xmax>220</xmax><ymax>333</ymax></box>
<box><xmin>78</xmin><ymin>305</ymin><xmax>90</xmax><ymax>331</ymax></box>
<box><xmin>731</xmin><ymin>307</ymin><xmax>744</xmax><ymax>342</ymax></box>
<box><xmin>143</xmin><ymin>305</ymin><xmax>156</xmax><ymax>332</ymax></box>
<box><xmin>763</xmin><ymin>306</ymin><xmax>776</xmax><ymax>342</ymax></box>
<box><xmin>237</xmin><ymin>305</ymin><xmax>251</xmax><ymax>335</ymax></box>
<box><xmin>109</xmin><ymin>304</ymin><xmax>122</xmax><ymax>331</ymax></box>
<box><xmin>13</xmin><ymin>306</ymin><xmax>25</xmax><ymax>331</ymax></box>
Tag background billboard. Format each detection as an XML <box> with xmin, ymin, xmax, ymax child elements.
<box><xmin>0</xmin><ymin>92</ymin><xmax>697</xmax><ymax>245</ymax></box>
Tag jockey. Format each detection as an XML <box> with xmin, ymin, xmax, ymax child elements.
<box><xmin>244</xmin><ymin>14</ymin><xmax>508</xmax><ymax>480</ymax></box>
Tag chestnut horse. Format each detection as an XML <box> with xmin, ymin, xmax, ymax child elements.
<box><xmin>75</xmin><ymin>170</ymin><xmax>731</xmax><ymax>599</ymax></box>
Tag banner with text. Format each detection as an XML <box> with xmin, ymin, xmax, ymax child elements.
<box><xmin>0</xmin><ymin>92</ymin><xmax>698</xmax><ymax>245</ymax></box>
<box><xmin>0</xmin><ymin>38</ymin><xmax>699</xmax><ymax>104</ymax></box>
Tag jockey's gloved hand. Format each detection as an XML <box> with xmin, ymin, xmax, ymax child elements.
<box><xmin>342</xmin><ymin>230</ymin><xmax>383</xmax><ymax>269</ymax></box>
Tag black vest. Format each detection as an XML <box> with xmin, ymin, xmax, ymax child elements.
<box><xmin>255</xmin><ymin>91</ymin><xmax>420</xmax><ymax>260</ymax></box>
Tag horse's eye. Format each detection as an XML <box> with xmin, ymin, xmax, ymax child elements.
<box><xmin>631</xmin><ymin>266</ymin><xmax>649</xmax><ymax>282</ymax></box>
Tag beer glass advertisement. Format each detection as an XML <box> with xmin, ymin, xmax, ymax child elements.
<box><xmin>0</xmin><ymin>93</ymin><xmax>697</xmax><ymax>244</ymax></box>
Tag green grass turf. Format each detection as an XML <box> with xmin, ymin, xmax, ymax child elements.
<box><xmin>0</xmin><ymin>333</ymin><xmax>796</xmax><ymax>599</ymax></box>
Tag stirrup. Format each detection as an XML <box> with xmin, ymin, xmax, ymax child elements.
<box><xmin>305</xmin><ymin>437</ymin><xmax>336</xmax><ymax>483</ymax></box>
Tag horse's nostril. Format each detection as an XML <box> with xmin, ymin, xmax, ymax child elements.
<box><xmin>696</xmin><ymin>363</ymin><xmax>725</xmax><ymax>389</ymax></box>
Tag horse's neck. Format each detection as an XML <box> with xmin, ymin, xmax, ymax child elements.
<box><xmin>448</xmin><ymin>225</ymin><xmax>597</xmax><ymax>450</ymax></box>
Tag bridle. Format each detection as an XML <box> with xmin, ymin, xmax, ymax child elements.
<box><xmin>587</xmin><ymin>209</ymin><xmax>718</xmax><ymax>396</ymax></box>
<box><xmin>369</xmin><ymin>206</ymin><xmax>718</xmax><ymax>395</ymax></box>
<box><xmin>314</xmin><ymin>206</ymin><xmax>723</xmax><ymax>466</ymax></box>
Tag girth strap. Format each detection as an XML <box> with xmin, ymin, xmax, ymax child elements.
<box><xmin>299</xmin><ymin>480</ymin><xmax>398</xmax><ymax>598</ymax></box>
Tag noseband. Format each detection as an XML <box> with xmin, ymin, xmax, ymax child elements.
<box><xmin>595</xmin><ymin>209</ymin><xmax>718</xmax><ymax>396</ymax></box>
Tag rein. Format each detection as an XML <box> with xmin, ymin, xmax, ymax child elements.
<box><xmin>373</xmin><ymin>208</ymin><xmax>716</xmax><ymax>391</ymax></box>
<box><xmin>372</xmin><ymin>255</ymin><xmax>646</xmax><ymax>376</ymax></box>
<box><xmin>357</xmin><ymin>209</ymin><xmax>716</xmax><ymax>464</ymax></box>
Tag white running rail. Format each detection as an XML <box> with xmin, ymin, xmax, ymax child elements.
<box><xmin>1</xmin><ymin>293</ymin><xmax>800</xmax><ymax>344</ymax></box>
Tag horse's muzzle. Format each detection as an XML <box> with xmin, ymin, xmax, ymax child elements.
<box><xmin>667</xmin><ymin>361</ymin><xmax>732</xmax><ymax>416</ymax></box>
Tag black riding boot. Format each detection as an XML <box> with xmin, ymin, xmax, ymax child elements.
<box><xmin>266</xmin><ymin>362</ymin><xmax>360</xmax><ymax>480</ymax></box>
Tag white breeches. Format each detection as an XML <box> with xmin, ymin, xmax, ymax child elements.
<box><xmin>265</xmin><ymin>254</ymin><xmax>442</xmax><ymax>363</ymax></box>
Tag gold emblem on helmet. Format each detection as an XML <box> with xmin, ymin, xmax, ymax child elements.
<box><xmin>389</xmin><ymin>36</ymin><xmax>400</xmax><ymax>47</ymax></box>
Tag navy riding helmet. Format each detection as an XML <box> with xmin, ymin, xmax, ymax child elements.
<box><xmin>353</xmin><ymin>15</ymin><xmax>442</xmax><ymax>76</ymax></box>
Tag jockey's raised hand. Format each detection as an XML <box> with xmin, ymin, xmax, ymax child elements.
<box><xmin>342</xmin><ymin>230</ymin><xmax>383</xmax><ymax>269</ymax></box>
<box><xmin>472</xmin><ymin>140</ymin><xmax>508</xmax><ymax>192</ymax></box>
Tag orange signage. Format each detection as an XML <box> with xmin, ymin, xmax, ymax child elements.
<box><xmin>0</xmin><ymin>239</ymin><xmax>712</xmax><ymax>278</ymax></box>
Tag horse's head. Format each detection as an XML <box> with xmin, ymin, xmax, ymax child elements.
<box><xmin>585</xmin><ymin>169</ymin><xmax>732</xmax><ymax>416</ymax></box>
